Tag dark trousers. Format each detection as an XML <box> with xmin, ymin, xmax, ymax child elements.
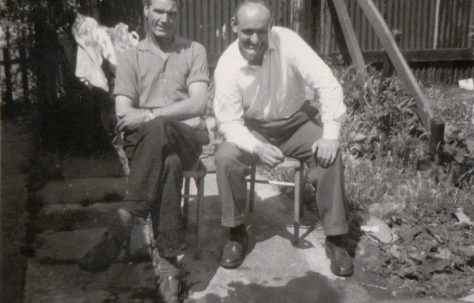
<box><xmin>215</xmin><ymin>106</ymin><xmax>348</xmax><ymax>236</ymax></box>
<box><xmin>116</xmin><ymin>117</ymin><xmax>208</xmax><ymax>257</ymax></box>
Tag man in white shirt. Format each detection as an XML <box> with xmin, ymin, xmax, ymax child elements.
<box><xmin>213</xmin><ymin>0</ymin><xmax>353</xmax><ymax>276</ymax></box>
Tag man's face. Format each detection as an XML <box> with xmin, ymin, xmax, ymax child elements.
<box><xmin>144</xmin><ymin>0</ymin><xmax>178</xmax><ymax>40</ymax></box>
<box><xmin>234</xmin><ymin>4</ymin><xmax>271</xmax><ymax>64</ymax></box>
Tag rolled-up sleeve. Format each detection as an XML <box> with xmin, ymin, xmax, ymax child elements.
<box><xmin>214</xmin><ymin>61</ymin><xmax>261</xmax><ymax>153</ymax></box>
<box><xmin>186</xmin><ymin>42</ymin><xmax>210</xmax><ymax>87</ymax></box>
<box><xmin>288</xmin><ymin>30</ymin><xmax>346</xmax><ymax>140</ymax></box>
<box><xmin>113</xmin><ymin>49</ymin><xmax>139</xmax><ymax>102</ymax></box>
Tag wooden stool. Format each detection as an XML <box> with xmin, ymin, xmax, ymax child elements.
<box><xmin>182</xmin><ymin>159</ymin><xmax>207</xmax><ymax>259</ymax></box>
<box><xmin>247</xmin><ymin>157</ymin><xmax>305</xmax><ymax>244</ymax></box>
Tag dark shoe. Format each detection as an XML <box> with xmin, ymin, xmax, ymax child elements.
<box><xmin>325</xmin><ymin>236</ymin><xmax>354</xmax><ymax>277</ymax></box>
<box><xmin>77</xmin><ymin>231</ymin><xmax>124</xmax><ymax>273</ymax></box>
<box><xmin>219</xmin><ymin>225</ymin><xmax>248</xmax><ymax>269</ymax></box>
<box><xmin>157</xmin><ymin>274</ymin><xmax>181</xmax><ymax>303</ymax></box>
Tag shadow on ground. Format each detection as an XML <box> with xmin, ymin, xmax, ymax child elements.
<box><xmin>187</xmin><ymin>271</ymin><xmax>342</xmax><ymax>303</ymax></box>
<box><xmin>180</xmin><ymin>185</ymin><xmax>363</xmax><ymax>302</ymax></box>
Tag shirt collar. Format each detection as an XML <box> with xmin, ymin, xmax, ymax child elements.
<box><xmin>268</xmin><ymin>28</ymin><xmax>276</xmax><ymax>50</ymax></box>
<box><xmin>138</xmin><ymin>35</ymin><xmax>187</xmax><ymax>53</ymax></box>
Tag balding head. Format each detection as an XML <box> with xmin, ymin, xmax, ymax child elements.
<box><xmin>234</xmin><ymin>0</ymin><xmax>272</xmax><ymax>25</ymax></box>
<box><xmin>231</xmin><ymin>0</ymin><xmax>272</xmax><ymax>65</ymax></box>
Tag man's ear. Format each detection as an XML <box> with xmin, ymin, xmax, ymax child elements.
<box><xmin>231</xmin><ymin>17</ymin><xmax>238</xmax><ymax>33</ymax></box>
<box><xmin>143</xmin><ymin>5</ymin><xmax>149</xmax><ymax>17</ymax></box>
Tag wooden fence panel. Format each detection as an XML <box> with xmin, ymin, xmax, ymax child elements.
<box><xmin>306</xmin><ymin>0</ymin><xmax>474</xmax><ymax>84</ymax></box>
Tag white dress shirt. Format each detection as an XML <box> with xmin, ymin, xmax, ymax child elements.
<box><xmin>213</xmin><ymin>26</ymin><xmax>346</xmax><ymax>153</ymax></box>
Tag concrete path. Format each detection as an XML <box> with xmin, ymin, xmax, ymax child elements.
<box><xmin>182</xmin><ymin>174</ymin><xmax>373</xmax><ymax>303</ymax></box>
<box><xmin>21</xmin><ymin>152</ymin><xmax>464</xmax><ymax>303</ymax></box>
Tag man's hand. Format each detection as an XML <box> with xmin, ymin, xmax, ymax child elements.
<box><xmin>311</xmin><ymin>138</ymin><xmax>340</xmax><ymax>168</ymax></box>
<box><xmin>254</xmin><ymin>142</ymin><xmax>285</xmax><ymax>167</ymax></box>
<box><xmin>116</xmin><ymin>112</ymin><xmax>147</xmax><ymax>132</ymax></box>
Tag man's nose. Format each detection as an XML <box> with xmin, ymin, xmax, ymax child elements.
<box><xmin>162</xmin><ymin>13</ymin><xmax>170</xmax><ymax>23</ymax></box>
<box><xmin>250</xmin><ymin>33</ymin><xmax>260</xmax><ymax>44</ymax></box>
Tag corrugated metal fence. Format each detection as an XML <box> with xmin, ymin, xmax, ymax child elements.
<box><xmin>175</xmin><ymin>0</ymin><xmax>474</xmax><ymax>84</ymax></box>
<box><xmin>177</xmin><ymin>0</ymin><xmax>291</xmax><ymax>64</ymax></box>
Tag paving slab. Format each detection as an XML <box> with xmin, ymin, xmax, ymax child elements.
<box><xmin>23</xmin><ymin>261</ymin><xmax>156</xmax><ymax>303</ymax></box>
<box><xmin>38</xmin><ymin>177</ymin><xmax>127</xmax><ymax>205</ymax></box>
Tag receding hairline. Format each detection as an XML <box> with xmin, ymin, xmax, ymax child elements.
<box><xmin>234</xmin><ymin>0</ymin><xmax>272</xmax><ymax>24</ymax></box>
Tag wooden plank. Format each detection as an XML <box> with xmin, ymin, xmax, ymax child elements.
<box><xmin>356</xmin><ymin>0</ymin><xmax>433</xmax><ymax>129</ymax></box>
<box><xmin>325</xmin><ymin>48</ymin><xmax>474</xmax><ymax>64</ymax></box>
<box><xmin>402</xmin><ymin>48</ymin><xmax>474</xmax><ymax>62</ymax></box>
<box><xmin>378</xmin><ymin>29</ymin><xmax>402</xmax><ymax>96</ymax></box>
<box><xmin>380</xmin><ymin>29</ymin><xmax>402</xmax><ymax>78</ymax></box>
<box><xmin>356</xmin><ymin>0</ymin><xmax>447</xmax><ymax>155</ymax></box>
<box><xmin>331</xmin><ymin>0</ymin><xmax>368</xmax><ymax>87</ymax></box>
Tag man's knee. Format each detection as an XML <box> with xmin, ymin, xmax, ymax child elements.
<box><xmin>115</xmin><ymin>208</ymin><xmax>132</xmax><ymax>224</ymax></box>
<box><xmin>215</xmin><ymin>143</ymin><xmax>243</xmax><ymax>169</ymax></box>
<box><xmin>141</xmin><ymin>116</ymin><xmax>168</xmax><ymax>135</ymax></box>
<box><xmin>163</xmin><ymin>153</ymin><xmax>182</xmax><ymax>170</ymax></box>
<box><xmin>308</xmin><ymin>152</ymin><xmax>343</xmax><ymax>185</ymax></box>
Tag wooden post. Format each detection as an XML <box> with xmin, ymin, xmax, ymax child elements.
<box><xmin>4</xmin><ymin>26</ymin><xmax>13</xmax><ymax>116</ymax></box>
<box><xmin>331</xmin><ymin>0</ymin><xmax>368</xmax><ymax>88</ymax></box>
<box><xmin>355</xmin><ymin>0</ymin><xmax>433</xmax><ymax>130</ymax></box>
<box><xmin>429</xmin><ymin>118</ymin><xmax>445</xmax><ymax>161</ymax></box>
<box><xmin>20</xmin><ymin>47</ymin><xmax>29</xmax><ymax>105</ymax></box>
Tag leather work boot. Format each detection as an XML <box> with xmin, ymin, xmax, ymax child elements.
<box><xmin>325</xmin><ymin>235</ymin><xmax>354</xmax><ymax>276</ymax></box>
<box><xmin>219</xmin><ymin>225</ymin><xmax>248</xmax><ymax>269</ymax></box>
<box><xmin>157</xmin><ymin>274</ymin><xmax>182</xmax><ymax>303</ymax></box>
<box><xmin>77</xmin><ymin>231</ymin><xmax>125</xmax><ymax>273</ymax></box>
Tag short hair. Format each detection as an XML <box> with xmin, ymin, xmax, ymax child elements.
<box><xmin>234</xmin><ymin>0</ymin><xmax>272</xmax><ymax>24</ymax></box>
<box><xmin>143</xmin><ymin>0</ymin><xmax>182</xmax><ymax>8</ymax></box>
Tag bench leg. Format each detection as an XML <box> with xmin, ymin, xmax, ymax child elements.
<box><xmin>183</xmin><ymin>177</ymin><xmax>190</xmax><ymax>229</ymax></box>
<box><xmin>293</xmin><ymin>163</ymin><xmax>303</xmax><ymax>245</ymax></box>
<box><xmin>249</xmin><ymin>164</ymin><xmax>257</xmax><ymax>212</ymax></box>
<box><xmin>299</xmin><ymin>161</ymin><xmax>305</xmax><ymax>219</ymax></box>
<box><xmin>195</xmin><ymin>176</ymin><xmax>205</xmax><ymax>259</ymax></box>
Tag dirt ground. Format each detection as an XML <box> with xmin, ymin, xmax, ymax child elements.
<box><xmin>1</xmin><ymin>117</ymin><xmax>36</xmax><ymax>303</ymax></box>
<box><xmin>348</xmin><ymin>85</ymin><xmax>474</xmax><ymax>300</ymax></box>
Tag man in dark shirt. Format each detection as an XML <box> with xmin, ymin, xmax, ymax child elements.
<box><xmin>78</xmin><ymin>0</ymin><xmax>209</xmax><ymax>301</ymax></box>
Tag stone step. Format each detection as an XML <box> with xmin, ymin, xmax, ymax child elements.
<box><xmin>34</xmin><ymin>201</ymin><xmax>136</xmax><ymax>231</ymax></box>
<box><xmin>38</xmin><ymin>177</ymin><xmax>127</xmax><ymax>205</ymax></box>
<box><xmin>56</xmin><ymin>155</ymin><xmax>124</xmax><ymax>179</ymax></box>
<box><xmin>24</xmin><ymin>261</ymin><xmax>156</xmax><ymax>303</ymax></box>
<box><xmin>34</xmin><ymin>177</ymin><xmax>221</xmax><ymax>232</ymax></box>
<box><xmin>34</xmin><ymin>225</ymin><xmax>152</xmax><ymax>264</ymax></box>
